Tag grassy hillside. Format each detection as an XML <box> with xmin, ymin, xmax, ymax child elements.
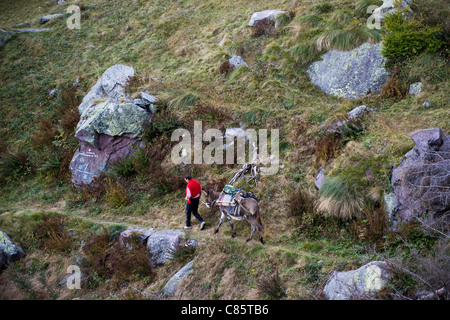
<box><xmin>0</xmin><ymin>0</ymin><xmax>448</xmax><ymax>300</ymax></box>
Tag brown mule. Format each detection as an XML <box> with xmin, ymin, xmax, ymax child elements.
<box><xmin>203</xmin><ymin>189</ymin><xmax>264</xmax><ymax>244</ymax></box>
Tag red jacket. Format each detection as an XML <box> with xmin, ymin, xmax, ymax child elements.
<box><xmin>186</xmin><ymin>179</ymin><xmax>201</xmax><ymax>203</ymax></box>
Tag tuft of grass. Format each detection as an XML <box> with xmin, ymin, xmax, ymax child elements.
<box><xmin>316</xmin><ymin>176</ymin><xmax>364</xmax><ymax>221</ymax></box>
<box><xmin>168</xmin><ymin>92</ymin><xmax>200</xmax><ymax>110</ymax></box>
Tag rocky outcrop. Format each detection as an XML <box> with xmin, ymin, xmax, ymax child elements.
<box><xmin>0</xmin><ymin>231</ymin><xmax>26</xmax><ymax>271</ymax></box>
<box><xmin>146</xmin><ymin>229</ymin><xmax>185</xmax><ymax>266</ymax></box>
<box><xmin>307</xmin><ymin>42</ymin><xmax>389</xmax><ymax>99</ymax></box>
<box><xmin>69</xmin><ymin>65</ymin><xmax>153</xmax><ymax>188</ymax></box>
<box><xmin>248</xmin><ymin>10</ymin><xmax>288</xmax><ymax>29</ymax></box>
<box><xmin>323</xmin><ymin>261</ymin><xmax>392</xmax><ymax>300</ymax></box>
<box><xmin>390</xmin><ymin>128</ymin><xmax>450</xmax><ymax>223</ymax></box>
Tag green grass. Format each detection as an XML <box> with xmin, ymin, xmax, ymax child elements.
<box><xmin>0</xmin><ymin>0</ymin><xmax>448</xmax><ymax>300</ymax></box>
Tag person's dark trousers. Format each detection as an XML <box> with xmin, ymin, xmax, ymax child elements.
<box><xmin>186</xmin><ymin>197</ymin><xmax>203</xmax><ymax>227</ymax></box>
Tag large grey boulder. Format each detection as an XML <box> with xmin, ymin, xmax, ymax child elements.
<box><xmin>75</xmin><ymin>101</ymin><xmax>151</xmax><ymax>148</ymax></box>
<box><xmin>147</xmin><ymin>229</ymin><xmax>185</xmax><ymax>266</ymax></box>
<box><xmin>391</xmin><ymin>128</ymin><xmax>450</xmax><ymax>223</ymax></box>
<box><xmin>307</xmin><ymin>42</ymin><xmax>389</xmax><ymax>99</ymax></box>
<box><xmin>69</xmin><ymin>65</ymin><xmax>152</xmax><ymax>188</ymax></box>
<box><xmin>323</xmin><ymin>261</ymin><xmax>392</xmax><ymax>300</ymax></box>
<box><xmin>248</xmin><ymin>10</ymin><xmax>288</xmax><ymax>28</ymax></box>
<box><xmin>162</xmin><ymin>260</ymin><xmax>194</xmax><ymax>296</ymax></box>
<box><xmin>78</xmin><ymin>64</ymin><xmax>135</xmax><ymax>115</ymax></box>
<box><xmin>0</xmin><ymin>231</ymin><xmax>26</xmax><ymax>270</ymax></box>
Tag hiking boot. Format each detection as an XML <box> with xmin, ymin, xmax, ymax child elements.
<box><xmin>200</xmin><ymin>221</ymin><xmax>206</xmax><ymax>230</ymax></box>
<box><xmin>184</xmin><ymin>226</ymin><xmax>192</xmax><ymax>230</ymax></box>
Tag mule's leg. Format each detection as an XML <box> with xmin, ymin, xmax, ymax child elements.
<box><xmin>246</xmin><ymin>215</ymin><xmax>264</xmax><ymax>244</ymax></box>
<box><xmin>226</xmin><ymin>215</ymin><xmax>236</xmax><ymax>238</ymax></box>
<box><xmin>214</xmin><ymin>212</ymin><xmax>225</xmax><ymax>234</ymax></box>
<box><xmin>246</xmin><ymin>224</ymin><xmax>256</xmax><ymax>242</ymax></box>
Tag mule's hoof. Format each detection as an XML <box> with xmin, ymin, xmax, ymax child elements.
<box><xmin>246</xmin><ymin>238</ymin><xmax>251</xmax><ymax>243</ymax></box>
<box><xmin>231</xmin><ymin>234</ymin><xmax>236</xmax><ymax>238</ymax></box>
<box><xmin>260</xmin><ymin>238</ymin><xmax>265</xmax><ymax>245</ymax></box>
<box><xmin>213</xmin><ymin>230</ymin><xmax>218</xmax><ymax>235</ymax></box>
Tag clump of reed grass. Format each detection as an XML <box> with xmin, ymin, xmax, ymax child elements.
<box><xmin>316</xmin><ymin>176</ymin><xmax>364</xmax><ymax>221</ymax></box>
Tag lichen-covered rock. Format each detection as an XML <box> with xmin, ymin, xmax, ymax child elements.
<box><xmin>228</xmin><ymin>56</ymin><xmax>248</xmax><ymax>69</ymax></box>
<box><xmin>323</xmin><ymin>261</ymin><xmax>392</xmax><ymax>300</ymax></box>
<box><xmin>0</xmin><ymin>231</ymin><xmax>26</xmax><ymax>270</ymax></box>
<box><xmin>409</xmin><ymin>82</ymin><xmax>424</xmax><ymax>96</ymax></box>
<box><xmin>75</xmin><ymin>101</ymin><xmax>151</xmax><ymax>148</ymax></box>
<box><xmin>78</xmin><ymin>64</ymin><xmax>135</xmax><ymax>115</ymax></box>
<box><xmin>146</xmin><ymin>229</ymin><xmax>185</xmax><ymax>266</ymax></box>
<box><xmin>307</xmin><ymin>42</ymin><xmax>389</xmax><ymax>99</ymax></box>
<box><xmin>69</xmin><ymin>65</ymin><xmax>153</xmax><ymax>188</ymax></box>
<box><xmin>248</xmin><ymin>10</ymin><xmax>287</xmax><ymax>28</ymax></box>
<box><xmin>391</xmin><ymin>128</ymin><xmax>450</xmax><ymax>222</ymax></box>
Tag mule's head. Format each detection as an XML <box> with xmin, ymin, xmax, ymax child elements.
<box><xmin>203</xmin><ymin>189</ymin><xmax>218</xmax><ymax>209</ymax></box>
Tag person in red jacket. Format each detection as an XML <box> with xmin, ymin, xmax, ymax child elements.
<box><xmin>184</xmin><ymin>174</ymin><xmax>206</xmax><ymax>230</ymax></box>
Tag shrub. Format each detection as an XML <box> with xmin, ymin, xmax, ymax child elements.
<box><xmin>33</xmin><ymin>214</ymin><xmax>73</xmax><ymax>253</ymax></box>
<box><xmin>110</xmin><ymin>156</ymin><xmax>136</xmax><ymax>178</ymax></box>
<box><xmin>141</xmin><ymin>109</ymin><xmax>182</xmax><ymax>142</ymax></box>
<box><xmin>316</xmin><ymin>176</ymin><xmax>364</xmax><ymax>221</ymax></box>
<box><xmin>252</xmin><ymin>18</ymin><xmax>276</xmax><ymax>38</ymax></box>
<box><xmin>31</xmin><ymin>118</ymin><xmax>58</xmax><ymax>149</ymax></box>
<box><xmin>218</xmin><ymin>61</ymin><xmax>233</xmax><ymax>75</ymax></box>
<box><xmin>382</xmin><ymin>12</ymin><xmax>445</xmax><ymax>60</ymax></box>
<box><xmin>105</xmin><ymin>178</ymin><xmax>129</xmax><ymax>208</ymax></box>
<box><xmin>313</xmin><ymin>132</ymin><xmax>343</xmax><ymax>166</ymax></box>
<box><xmin>0</xmin><ymin>146</ymin><xmax>34</xmax><ymax>183</ymax></box>
<box><xmin>381</xmin><ymin>76</ymin><xmax>407</xmax><ymax>99</ymax></box>
<box><xmin>257</xmin><ymin>265</ymin><xmax>286</xmax><ymax>300</ymax></box>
